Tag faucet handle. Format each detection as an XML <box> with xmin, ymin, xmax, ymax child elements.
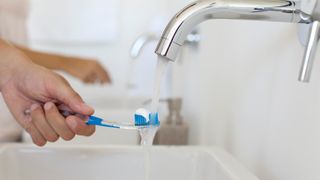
<box><xmin>130</xmin><ymin>33</ymin><xmax>158</xmax><ymax>59</ymax></box>
<box><xmin>299</xmin><ymin>21</ymin><xmax>320</xmax><ymax>82</ymax></box>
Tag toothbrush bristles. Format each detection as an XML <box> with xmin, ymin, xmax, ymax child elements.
<box><xmin>134</xmin><ymin>115</ymin><xmax>148</xmax><ymax>126</ymax></box>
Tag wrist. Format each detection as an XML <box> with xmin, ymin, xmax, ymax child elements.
<box><xmin>0</xmin><ymin>40</ymin><xmax>32</xmax><ymax>90</ymax></box>
<box><xmin>39</xmin><ymin>54</ymin><xmax>76</xmax><ymax>72</ymax></box>
<box><xmin>59</xmin><ymin>57</ymin><xmax>79</xmax><ymax>72</ymax></box>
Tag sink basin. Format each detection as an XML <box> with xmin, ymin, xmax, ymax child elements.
<box><xmin>0</xmin><ymin>144</ymin><xmax>259</xmax><ymax>180</ymax></box>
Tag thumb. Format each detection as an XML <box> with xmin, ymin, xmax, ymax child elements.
<box><xmin>51</xmin><ymin>82</ymin><xmax>94</xmax><ymax>115</ymax></box>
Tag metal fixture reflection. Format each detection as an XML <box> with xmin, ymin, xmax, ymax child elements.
<box><xmin>155</xmin><ymin>0</ymin><xmax>320</xmax><ymax>82</ymax></box>
<box><xmin>131</xmin><ymin>30</ymin><xmax>200</xmax><ymax>59</ymax></box>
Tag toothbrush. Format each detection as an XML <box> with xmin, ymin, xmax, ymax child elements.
<box><xmin>88</xmin><ymin>108</ymin><xmax>160</xmax><ymax>129</ymax></box>
<box><xmin>24</xmin><ymin>108</ymin><xmax>160</xmax><ymax>130</ymax></box>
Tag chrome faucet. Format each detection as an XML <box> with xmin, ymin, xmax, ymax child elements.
<box><xmin>155</xmin><ymin>0</ymin><xmax>320</xmax><ymax>82</ymax></box>
<box><xmin>131</xmin><ymin>30</ymin><xmax>200</xmax><ymax>59</ymax></box>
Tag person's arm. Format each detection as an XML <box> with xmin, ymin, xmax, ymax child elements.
<box><xmin>15</xmin><ymin>45</ymin><xmax>112</xmax><ymax>84</ymax></box>
<box><xmin>0</xmin><ymin>39</ymin><xmax>95</xmax><ymax>146</ymax></box>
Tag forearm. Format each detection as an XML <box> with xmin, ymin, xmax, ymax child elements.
<box><xmin>15</xmin><ymin>45</ymin><xmax>68</xmax><ymax>70</ymax></box>
<box><xmin>1</xmin><ymin>43</ymin><xmax>110</xmax><ymax>85</ymax></box>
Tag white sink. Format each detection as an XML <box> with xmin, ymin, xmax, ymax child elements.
<box><xmin>0</xmin><ymin>144</ymin><xmax>259</xmax><ymax>180</ymax></box>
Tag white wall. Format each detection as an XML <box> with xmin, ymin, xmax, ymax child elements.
<box><xmin>28</xmin><ymin>0</ymin><xmax>172</xmax><ymax>100</ymax></box>
<box><xmin>178</xmin><ymin>20</ymin><xmax>320</xmax><ymax>180</ymax></box>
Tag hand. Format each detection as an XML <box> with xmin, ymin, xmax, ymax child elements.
<box><xmin>62</xmin><ymin>58</ymin><xmax>112</xmax><ymax>84</ymax></box>
<box><xmin>15</xmin><ymin>45</ymin><xmax>112</xmax><ymax>84</ymax></box>
<box><xmin>0</xmin><ymin>42</ymin><xmax>95</xmax><ymax>146</ymax></box>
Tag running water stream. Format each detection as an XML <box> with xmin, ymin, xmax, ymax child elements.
<box><xmin>150</xmin><ymin>56</ymin><xmax>169</xmax><ymax>113</ymax></box>
<box><xmin>139</xmin><ymin>56</ymin><xmax>169</xmax><ymax>180</ymax></box>
<box><xmin>138</xmin><ymin>56</ymin><xmax>169</xmax><ymax>146</ymax></box>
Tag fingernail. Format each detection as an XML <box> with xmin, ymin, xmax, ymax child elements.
<box><xmin>30</xmin><ymin>104</ymin><xmax>40</xmax><ymax>111</ymax></box>
<box><xmin>44</xmin><ymin>102</ymin><xmax>53</xmax><ymax>111</ymax></box>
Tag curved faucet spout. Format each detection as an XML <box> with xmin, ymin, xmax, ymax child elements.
<box><xmin>155</xmin><ymin>0</ymin><xmax>311</xmax><ymax>61</ymax></box>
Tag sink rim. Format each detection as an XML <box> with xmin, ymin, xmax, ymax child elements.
<box><xmin>0</xmin><ymin>143</ymin><xmax>259</xmax><ymax>180</ymax></box>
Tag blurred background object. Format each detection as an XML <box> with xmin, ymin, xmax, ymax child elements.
<box><xmin>0</xmin><ymin>0</ymin><xmax>29</xmax><ymax>46</ymax></box>
<box><xmin>153</xmin><ymin>98</ymin><xmax>189</xmax><ymax>145</ymax></box>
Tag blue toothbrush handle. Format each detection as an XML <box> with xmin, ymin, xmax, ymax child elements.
<box><xmin>25</xmin><ymin>108</ymin><xmax>122</xmax><ymax>129</ymax></box>
<box><xmin>86</xmin><ymin>116</ymin><xmax>120</xmax><ymax>129</ymax></box>
<box><xmin>56</xmin><ymin>110</ymin><xmax>120</xmax><ymax>128</ymax></box>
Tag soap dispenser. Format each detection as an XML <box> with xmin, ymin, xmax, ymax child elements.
<box><xmin>154</xmin><ymin>98</ymin><xmax>188</xmax><ymax>145</ymax></box>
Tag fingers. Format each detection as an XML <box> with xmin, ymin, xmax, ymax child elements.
<box><xmin>1</xmin><ymin>93</ymin><xmax>47</xmax><ymax>146</ymax></box>
<box><xmin>44</xmin><ymin>102</ymin><xmax>75</xmax><ymax>141</ymax></box>
<box><xmin>31</xmin><ymin>104</ymin><xmax>59</xmax><ymax>142</ymax></box>
<box><xmin>45</xmin><ymin>102</ymin><xmax>96</xmax><ymax>137</ymax></box>
<box><xmin>81</xmin><ymin>61</ymin><xmax>111</xmax><ymax>84</ymax></box>
<box><xmin>22</xmin><ymin>108</ymin><xmax>47</xmax><ymax>146</ymax></box>
<box><xmin>63</xmin><ymin>58</ymin><xmax>111</xmax><ymax>84</ymax></box>
<box><xmin>83</xmin><ymin>72</ymin><xmax>97</xmax><ymax>84</ymax></box>
<box><xmin>66</xmin><ymin>116</ymin><xmax>95</xmax><ymax>136</ymax></box>
<box><xmin>51</xmin><ymin>75</ymin><xmax>94</xmax><ymax>115</ymax></box>
<box><xmin>24</xmin><ymin>122</ymin><xmax>47</xmax><ymax>147</ymax></box>
<box><xmin>96</xmin><ymin>65</ymin><xmax>112</xmax><ymax>84</ymax></box>
<box><xmin>92</xmin><ymin>61</ymin><xmax>111</xmax><ymax>84</ymax></box>
<box><xmin>27</xmin><ymin>102</ymin><xmax>96</xmax><ymax>146</ymax></box>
